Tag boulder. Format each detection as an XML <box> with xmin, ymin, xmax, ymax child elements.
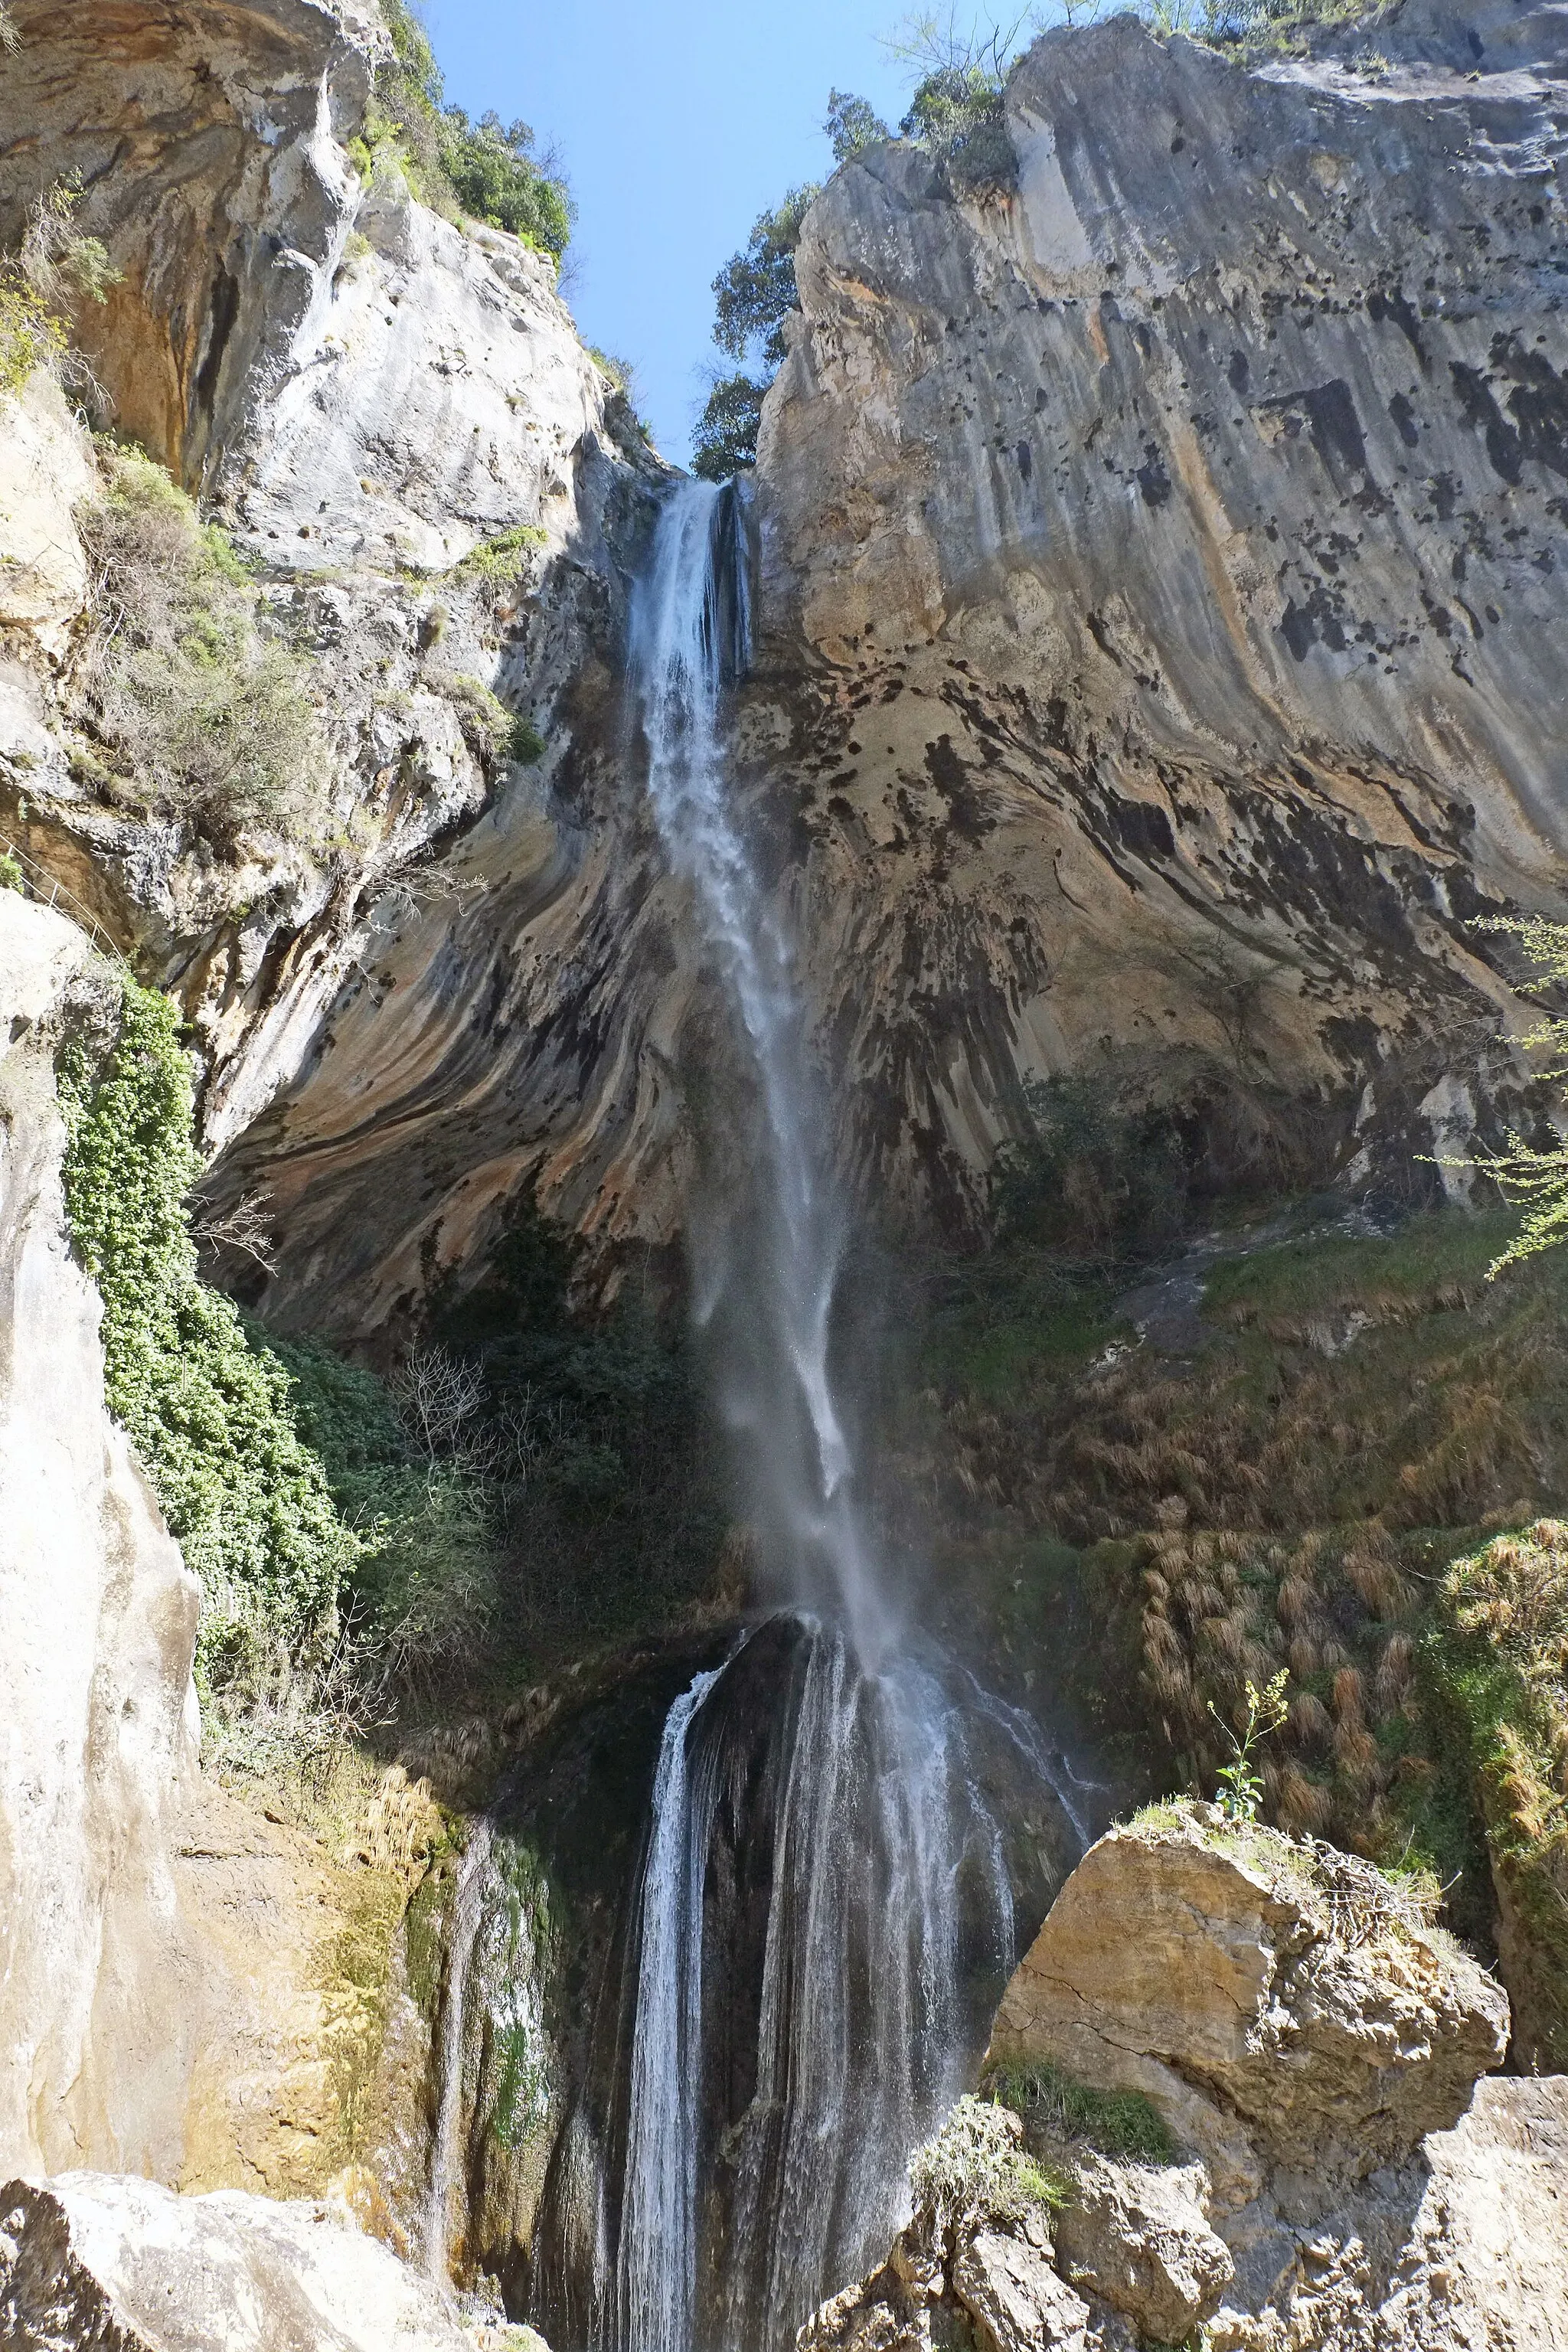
<box><xmin>1050</xmin><ymin>2154</ymin><xmax>1232</xmax><ymax>2341</ymax></box>
<box><xmin>988</xmin><ymin>1804</ymin><xmax>1509</xmax><ymax>2211</ymax></box>
<box><xmin>951</xmin><ymin>2229</ymin><xmax>1089</xmax><ymax>2352</ymax></box>
<box><xmin>0</xmin><ymin>2171</ymin><xmax>477</xmax><ymax>2352</ymax></box>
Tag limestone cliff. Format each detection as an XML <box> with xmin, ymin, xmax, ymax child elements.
<box><xmin>5</xmin><ymin>0</ymin><xmax>1568</xmax><ymax>1325</ymax></box>
<box><xmin>747</xmin><ymin>0</ymin><xmax>1568</xmax><ymax>1222</ymax></box>
<box><xmin>0</xmin><ymin>897</ymin><xmax>201</xmax><ymax>2179</ymax></box>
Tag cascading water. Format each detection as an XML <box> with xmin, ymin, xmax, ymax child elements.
<box><xmin>529</xmin><ymin>480</ymin><xmax>1094</xmax><ymax>2352</ymax></box>
<box><xmin>427</xmin><ymin>1816</ymin><xmax>495</xmax><ymax>2279</ymax></box>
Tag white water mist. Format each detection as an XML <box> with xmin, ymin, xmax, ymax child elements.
<box><xmin>583</xmin><ymin>479</ymin><xmax>1089</xmax><ymax>2352</ymax></box>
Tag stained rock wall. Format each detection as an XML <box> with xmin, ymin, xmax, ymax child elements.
<box><xmin>748</xmin><ymin>0</ymin><xmax>1568</xmax><ymax>1220</ymax></box>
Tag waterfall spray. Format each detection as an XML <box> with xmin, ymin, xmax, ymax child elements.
<box><xmin>535</xmin><ymin>480</ymin><xmax>1090</xmax><ymax>2352</ymax></box>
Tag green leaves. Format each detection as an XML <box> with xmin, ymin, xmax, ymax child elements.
<box><xmin>60</xmin><ymin>981</ymin><xmax>357</xmax><ymax>1696</ymax></box>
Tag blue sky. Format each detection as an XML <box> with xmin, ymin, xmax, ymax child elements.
<box><xmin>423</xmin><ymin>0</ymin><xmax>919</xmax><ymax>466</ymax></box>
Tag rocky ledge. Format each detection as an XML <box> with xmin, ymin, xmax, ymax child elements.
<box><xmin>803</xmin><ymin>1802</ymin><xmax>1568</xmax><ymax>2350</ymax></box>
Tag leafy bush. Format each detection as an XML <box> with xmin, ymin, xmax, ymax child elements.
<box><xmin>825</xmin><ymin>88</ymin><xmax>891</xmax><ymax>162</ymax></box>
<box><xmin>452</xmin><ymin>523</ymin><xmax>547</xmax><ymax>587</ymax></box>
<box><xmin>1</xmin><ymin>176</ymin><xmax>120</xmax><ymax>399</ymax></box>
<box><xmin>692</xmin><ymin>373</ymin><xmax>768</xmax><ymax>483</ymax></box>
<box><xmin>363</xmin><ymin>2</ymin><xmax>573</xmax><ymax>260</ymax></box>
<box><xmin>77</xmin><ymin>445</ymin><xmax>323</xmax><ymax>840</ymax></box>
<box><xmin>59</xmin><ymin>979</ymin><xmax>358</xmax><ymax>1696</ymax></box>
<box><xmin>908</xmin><ymin>2096</ymin><xmax>1067</xmax><ymax>2233</ymax></box>
<box><xmin>986</xmin><ymin>2059</ymin><xmax>1175</xmax><ymax>2162</ymax></box>
<box><xmin>1434</xmin><ymin>1521</ymin><xmax>1568</xmax><ymax>2067</ymax></box>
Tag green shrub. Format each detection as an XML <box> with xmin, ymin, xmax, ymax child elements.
<box><xmin>908</xmin><ymin>2096</ymin><xmax>1068</xmax><ymax>2233</ymax></box>
<box><xmin>0</xmin><ymin>850</ymin><xmax>24</xmax><ymax>893</ymax></box>
<box><xmin>59</xmin><ymin>980</ymin><xmax>358</xmax><ymax>1694</ymax></box>
<box><xmin>452</xmin><ymin>522</ymin><xmax>547</xmax><ymax>587</ymax></box>
<box><xmin>362</xmin><ymin>2</ymin><xmax>573</xmax><ymax>260</ymax></box>
<box><xmin>507</xmin><ymin>714</ymin><xmax>546</xmax><ymax>766</ymax></box>
<box><xmin>692</xmin><ymin>374</ymin><xmax>768</xmax><ymax>482</ymax></box>
<box><xmin>1433</xmin><ymin>1521</ymin><xmax>1568</xmax><ymax>2067</ymax></box>
<box><xmin>0</xmin><ymin>270</ymin><xmax>65</xmax><ymax>398</ymax></box>
<box><xmin>986</xmin><ymin>2060</ymin><xmax>1176</xmax><ymax>2163</ymax></box>
<box><xmin>77</xmin><ymin>446</ymin><xmax>323</xmax><ymax>841</ymax></box>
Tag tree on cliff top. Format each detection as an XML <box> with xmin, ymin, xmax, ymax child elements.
<box><xmin>361</xmin><ymin>0</ymin><xmax>574</xmax><ymax>260</ymax></box>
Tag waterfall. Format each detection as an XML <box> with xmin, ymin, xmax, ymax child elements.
<box><xmin>529</xmin><ymin>480</ymin><xmax>1093</xmax><ymax>2352</ymax></box>
<box><xmin>427</xmin><ymin>1816</ymin><xmax>495</xmax><ymax>2280</ymax></box>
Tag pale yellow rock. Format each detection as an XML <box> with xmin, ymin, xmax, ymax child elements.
<box><xmin>1050</xmin><ymin>2153</ymin><xmax>1233</xmax><ymax>2341</ymax></box>
<box><xmin>0</xmin><ymin>371</ymin><xmax>95</xmax><ymax>658</ymax></box>
<box><xmin>0</xmin><ymin>896</ymin><xmax>202</xmax><ymax>2180</ymax></box>
<box><xmin>951</xmin><ymin>2228</ymin><xmax>1089</xmax><ymax>2352</ymax></box>
<box><xmin>987</xmin><ymin>1807</ymin><xmax>1508</xmax><ymax>2207</ymax></box>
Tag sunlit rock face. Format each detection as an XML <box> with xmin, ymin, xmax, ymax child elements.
<box><xmin>747</xmin><ymin>0</ymin><xmax>1568</xmax><ymax>1223</ymax></box>
<box><xmin>8</xmin><ymin>1</ymin><xmax>1568</xmax><ymax>1334</ymax></box>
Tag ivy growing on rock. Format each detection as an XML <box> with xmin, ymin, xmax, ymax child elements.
<box><xmin>58</xmin><ymin>976</ymin><xmax>358</xmax><ymax>1695</ymax></box>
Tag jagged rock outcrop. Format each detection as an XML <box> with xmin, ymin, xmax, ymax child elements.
<box><xmin>987</xmin><ymin>1802</ymin><xmax>1510</xmax><ymax>2210</ymax></box>
<box><xmin>0</xmin><ymin>2171</ymin><xmax>483</xmax><ymax>2352</ymax></box>
<box><xmin>746</xmin><ymin>0</ymin><xmax>1568</xmax><ymax>1222</ymax></box>
<box><xmin>0</xmin><ymin>896</ymin><xmax>201</xmax><ymax>2180</ymax></box>
<box><xmin>803</xmin><ymin>1806</ymin><xmax>1568</xmax><ymax>2350</ymax></box>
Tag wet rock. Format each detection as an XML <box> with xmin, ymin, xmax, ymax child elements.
<box><xmin>1050</xmin><ymin>2153</ymin><xmax>1231</xmax><ymax>2340</ymax></box>
<box><xmin>0</xmin><ymin>2171</ymin><xmax>477</xmax><ymax>2350</ymax></box>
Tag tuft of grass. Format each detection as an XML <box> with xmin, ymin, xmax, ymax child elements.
<box><xmin>986</xmin><ymin>2058</ymin><xmax>1176</xmax><ymax>2164</ymax></box>
<box><xmin>908</xmin><ymin>2095</ymin><xmax>1071</xmax><ymax>2233</ymax></box>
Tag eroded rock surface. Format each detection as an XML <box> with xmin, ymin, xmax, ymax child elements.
<box><xmin>988</xmin><ymin>1804</ymin><xmax>1509</xmax><ymax>2210</ymax></box>
<box><xmin>0</xmin><ymin>2171</ymin><xmax>475</xmax><ymax>2352</ymax></box>
<box><xmin>747</xmin><ymin>0</ymin><xmax>1568</xmax><ymax>1223</ymax></box>
<box><xmin>0</xmin><ymin>897</ymin><xmax>201</xmax><ymax>2180</ymax></box>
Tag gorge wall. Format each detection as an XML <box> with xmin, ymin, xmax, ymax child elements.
<box><xmin>2</xmin><ymin>0</ymin><xmax>1565</xmax><ymax>1334</ymax></box>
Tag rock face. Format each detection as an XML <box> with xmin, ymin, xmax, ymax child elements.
<box><xmin>988</xmin><ymin>1803</ymin><xmax>1510</xmax><ymax>2212</ymax></box>
<box><xmin>0</xmin><ymin>2171</ymin><xmax>475</xmax><ymax>2352</ymax></box>
<box><xmin>0</xmin><ymin>894</ymin><xmax>444</xmax><ymax>2216</ymax></box>
<box><xmin>747</xmin><ymin>0</ymin><xmax>1568</xmax><ymax>1222</ymax></box>
<box><xmin>0</xmin><ymin>896</ymin><xmax>202</xmax><ymax>2180</ymax></box>
<box><xmin>972</xmin><ymin>1804</ymin><xmax>1566</xmax><ymax>2350</ymax></box>
<box><xmin>803</xmin><ymin>1807</ymin><xmax>1568</xmax><ymax>2348</ymax></box>
<box><xmin>0</xmin><ymin>0</ymin><xmax>679</xmax><ymax>1334</ymax></box>
<box><xmin>8</xmin><ymin>2</ymin><xmax>1568</xmax><ymax>1330</ymax></box>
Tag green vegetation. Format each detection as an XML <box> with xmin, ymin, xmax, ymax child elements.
<box><xmin>1</xmin><ymin>176</ymin><xmax>120</xmax><ymax>399</ymax></box>
<box><xmin>451</xmin><ymin>522</ymin><xmax>547</xmax><ymax>588</ymax></box>
<box><xmin>271</xmin><ymin>1189</ymin><xmax>728</xmax><ymax>1713</ymax></box>
<box><xmin>78</xmin><ymin>444</ymin><xmax>323</xmax><ymax>842</ymax></box>
<box><xmin>1431</xmin><ymin>1521</ymin><xmax>1568</xmax><ymax>2066</ymax></box>
<box><xmin>694</xmin><ymin>184</ymin><xmax>819</xmax><ymax>482</ymax></box>
<box><xmin>0</xmin><ymin>850</ymin><xmax>24</xmax><ymax>893</ymax></box>
<box><xmin>58</xmin><ymin>978</ymin><xmax>358</xmax><ymax>1698</ymax></box>
<box><xmin>1435</xmin><ymin>919</ymin><xmax>1568</xmax><ymax>1277</ymax></box>
<box><xmin>986</xmin><ymin>2059</ymin><xmax>1175</xmax><ymax>2163</ymax></box>
<box><xmin>908</xmin><ymin>2095</ymin><xmax>1069</xmax><ymax>2233</ymax></box>
<box><xmin>357</xmin><ymin>1</ymin><xmax>573</xmax><ymax>260</ymax></box>
<box><xmin>1209</xmin><ymin>1670</ymin><xmax>1289</xmax><ymax>1821</ymax></box>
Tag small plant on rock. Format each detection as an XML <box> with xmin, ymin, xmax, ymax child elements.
<box><xmin>908</xmin><ymin>2095</ymin><xmax>1067</xmax><ymax>2234</ymax></box>
<box><xmin>1208</xmin><ymin>1670</ymin><xmax>1289</xmax><ymax>1821</ymax></box>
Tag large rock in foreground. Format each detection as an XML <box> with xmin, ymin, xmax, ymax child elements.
<box><xmin>988</xmin><ymin>1801</ymin><xmax>1510</xmax><ymax>2211</ymax></box>
<box><xmin>0</xmin><ymin>2172</ymin><xmax>476</xmax><ymax>2351</ymax></box>
<box><xmin>803</xmin><ymin>1806</ymin><xmax>1568</xmax><ymax>2351</ymax></box>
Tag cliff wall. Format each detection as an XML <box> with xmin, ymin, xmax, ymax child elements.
<box><xmin>745</xmin><ymin>0</ymin><xmax>1568</xmax><ymax>1220</ymax></box>
<box><xmin>5</xmin><ymin>0</ymin><xmax>1568</xmax><ymax>1326</ymax></box>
